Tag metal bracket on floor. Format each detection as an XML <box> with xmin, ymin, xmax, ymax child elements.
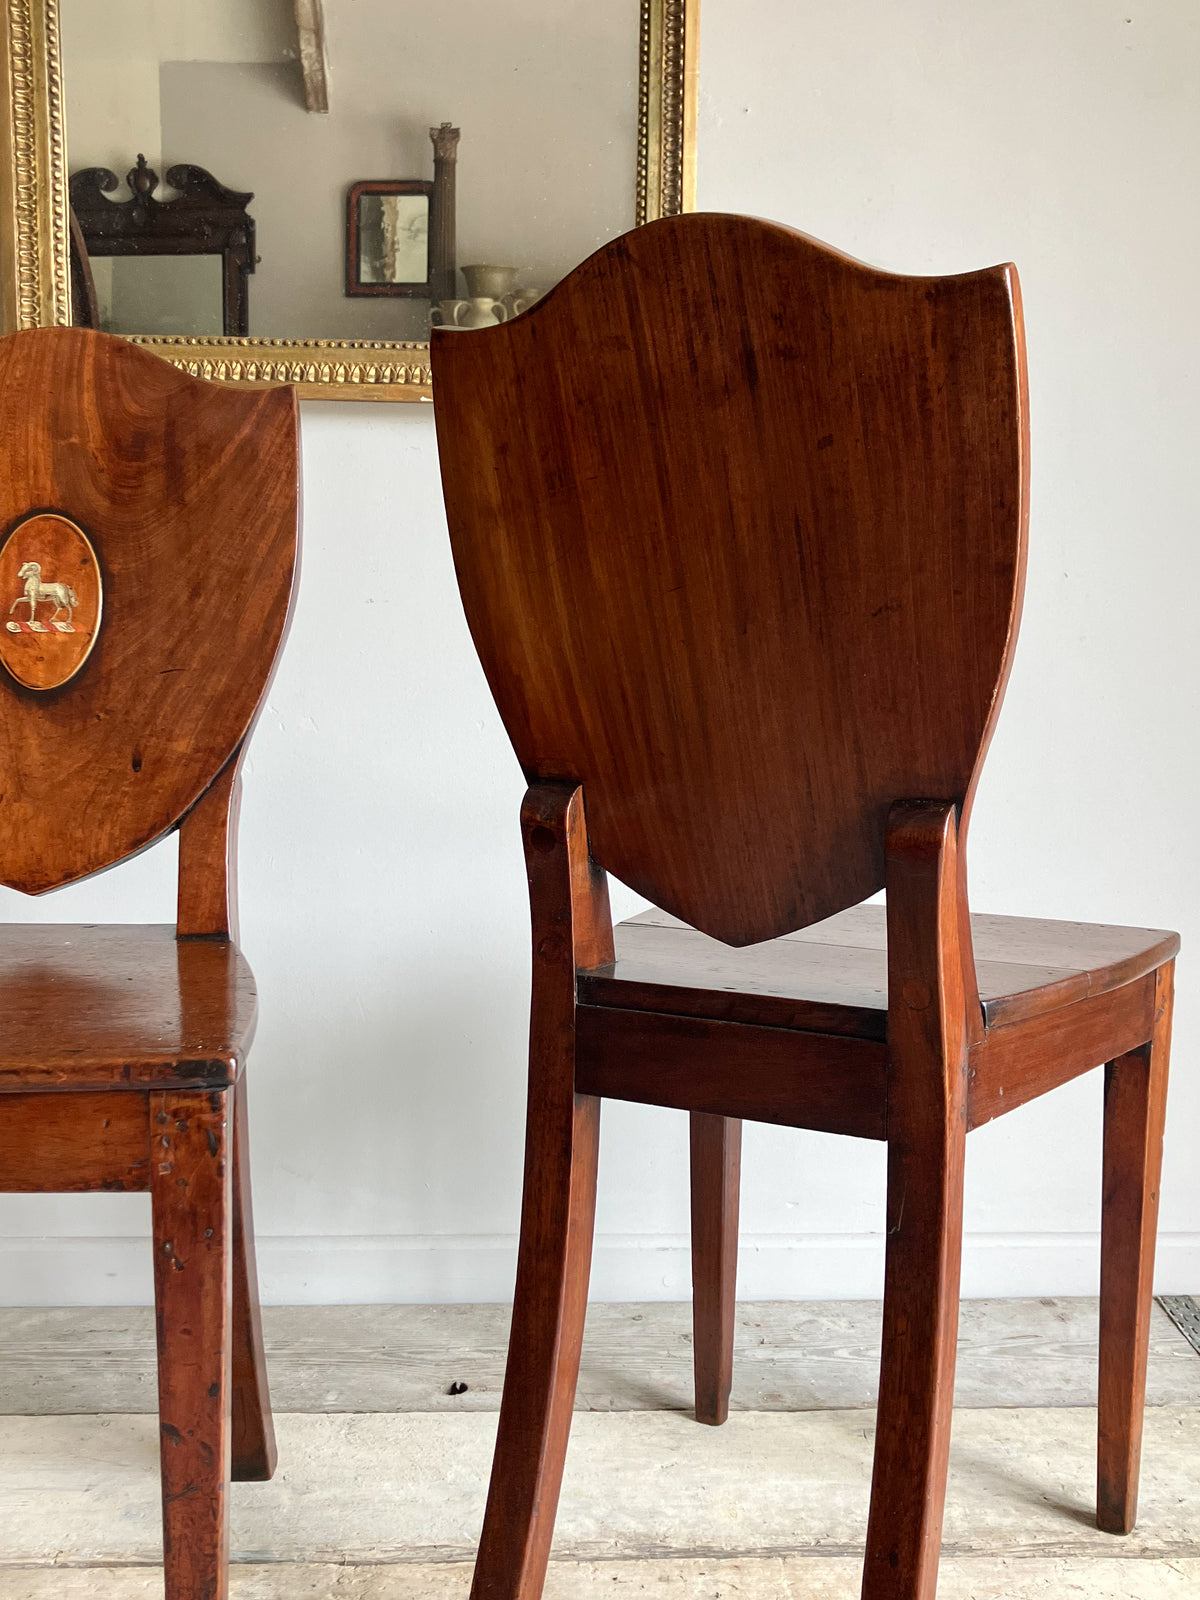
<box><xmin>1158</xmin><ymin>1294</ymin><xmax>1200</xmax><ymax>1355</ymax></box>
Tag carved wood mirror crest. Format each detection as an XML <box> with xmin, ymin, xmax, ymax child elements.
<box><xmin>0</xmin><ymin>0</ymin><xmax>699</xmax><ymax>402</ymax></box>
<box><xmin>71</xmin><ymin>155</ymin><xmax>255</xmax><ymax>336</ymax></box>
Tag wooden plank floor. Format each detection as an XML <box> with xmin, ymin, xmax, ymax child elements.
<box><xmin>0</xmin><ymin>1408</ymin><xmax>1198</xmax><ymax>1587</ymax></box>
<box><xmin>1</xmin><ymin>1297</ymin><xmax>1197</xmax><ymax>1414</ymax></box>
<box><xmin>0</xmin><ymin>1299</ymin><xmax>1196</xmax><ymax>1597</ymax></box>
<box><xmin>1</xmin><ymin>1406</ymin><xmax>1199</xmax><ymax>1564</ymax></box>
<box><xmin>2</xmin><ymin>1561</ymin><xmax>1199</xmax><ymax>1599</ymax></box>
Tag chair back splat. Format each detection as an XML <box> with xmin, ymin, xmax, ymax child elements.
<box><xmin>0</xmin><ymin>327</ymin><xmax>298</xmax><ymax>905</ymax></box>
<box><xmin>433</xmin><ymin>214</ymin><xmax>1029</xmax><ymax>947</ymax></box>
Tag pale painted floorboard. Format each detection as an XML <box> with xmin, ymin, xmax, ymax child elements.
<box><xmin>0</xmin><ymin>1408</ymin><xmax>1198</xmax><ymax>1565</ymax></box>
<box><xmin>1</xmin><ymin>1298</ymin><xmax>1196</xmax><ymax>1414</ymax></box>
<box><xmin>2</xmin><ymin>1562</ymin><xmax>1200</xmax><ymax>1600</ymax></box>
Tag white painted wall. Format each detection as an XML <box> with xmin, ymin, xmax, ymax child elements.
<box><xmin>3</xmin><ymin>0</ymin><xmax>1198</xmax><ymax>1303</ymax></box>
<box><xmin>60</xmin><ymin>0</ymin><xmax>294</xmax><ymax>176</ymax></box>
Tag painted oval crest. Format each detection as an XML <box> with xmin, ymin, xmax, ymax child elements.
<box><xmin>0</xmin><ymin>513</ymin><xmax>103</xmax><ymax>690</ymax></box>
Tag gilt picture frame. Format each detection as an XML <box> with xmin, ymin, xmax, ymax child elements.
<box><xmin>0</xmin><ymin>0</ymin><xmax>699</xmax><ymax>402</ymax></box>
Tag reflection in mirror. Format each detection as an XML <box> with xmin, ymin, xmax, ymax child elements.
<box><xmin>360</xmin><ymin>195</ymin><xmax>427</xmax><ymax>286</ymax></box>
<box><xmin>70</xmin><ymin>157</ymin><xmax>255</xmax><ymax>335</ymax></box>
<box><xmin>93</xmin><ymin>256</ymin><xmax>224</xmax><ymax>338</ymax></box>
<box><xmin>59</xmin><ymin>0</ymin><xmax>641</xmax><ymax>344</ymax></box>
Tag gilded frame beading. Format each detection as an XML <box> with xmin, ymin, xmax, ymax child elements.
<box><xmin>0</xmin><ymin>0</ymin><xmax>698</xmax><ymax>401</ymax></box>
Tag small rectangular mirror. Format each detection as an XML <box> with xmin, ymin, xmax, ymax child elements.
<box><xmin>347</xmin><ymin>182</ymin><xmax>433</xmax><ymax>298</ymax></box>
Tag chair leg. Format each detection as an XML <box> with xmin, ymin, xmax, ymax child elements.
<box><xmin>689</xmin><ymin>1110</ymin><xmax>741</xmax><ymax>1425</ymax></box>
<box><xmin>1098</xmin><ymin>962</ymin><xmax>1173</xmax><ymax>1535</ymax></box>
<box><xmin>230</xmin><ymin>1074</ymin><xmax>277</xmax><ymax>1482</ymax></box>
<box><xmin>470</xmin><ymin>1092</ymin><xmax>601</xmax><ymax>1600</ymax></box>
<box><xmin>150</xmin><ymin>1088</ymin><xmax>233</xmax><ymax>1600</ymax></box>
<box><xmin>862</xmin><ymin>1122</ymin><xmax>967</xmax><ymax>1600</ymax></box>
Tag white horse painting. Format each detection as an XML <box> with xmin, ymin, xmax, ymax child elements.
<box><xmin>10</xmin><ymin>560</ymin><xmax>77</xmax><ymax>628</ymax></box>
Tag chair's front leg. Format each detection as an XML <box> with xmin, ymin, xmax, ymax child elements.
<box><xmin>150</xmin><ymin>1088</ymin><xmax>233</xmax><ymax>1600</ymax></box>
<box><xmin>1098</xmin><ymin>960</ymin><xmax>1174</xmax><ymax>1534</ymax></box>
<box><xmin>471</xmin><ymin>1089</ymin><xmax>601</xmax><ymax>1600</ymax></box>
<box><xmin>689</xmin><ymin>1110</ymin><xmax>741</xmax><ymax>1425</ymax></box>
<box><xmin>471</xmin><ymin>780</ymin><xmax>613</xmax><ymax>1600</ymax></box>
<box><xmin>862</xmin><ymin>801</ymin><xmax>971</xmax><ymax>1600</ymax></box>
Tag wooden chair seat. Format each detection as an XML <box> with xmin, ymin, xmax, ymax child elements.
<box><xmin>0</xmin><ymin>925</ymin><xmax>256</xmax><ymax>1090</ymax></box>
<box><xmin>582</xmin><ymin>906</ymin><xmax>1178</xmax><ymax>1039</ymax></box>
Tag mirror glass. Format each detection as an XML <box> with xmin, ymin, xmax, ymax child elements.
<box><xmin>91</xmin><ymin>256</ymin><xmax>224</xmax><ymax>337</ymax></box>
<box><xmin>59</xmin><ymin>0</ymin><xmax>641</xmax><ymax>343</ymax></box>
<box><xmin>358</xmin><ymin>194</ymin><xmax>429</xmax><ymax>289</ymax></box>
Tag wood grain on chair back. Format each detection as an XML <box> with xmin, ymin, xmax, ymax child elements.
<box><xmin>434</xmin><ymin>215</ymin><xmax>1029</xmax><ymax>947</ymax></box>
<box><xmin>0</xmin><ymin>328</ymin><xmax>298</xmax><ymax>896</ymax></box>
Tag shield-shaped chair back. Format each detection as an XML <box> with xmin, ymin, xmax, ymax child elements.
<box><xmin>0</xmin><ymin>328</ymin><xmax>298</xmax><ymax>897</ymax></box>
<box><xmin>433</xmin><ymin>214</ymin><xmax>1029</xmax><ymax>947</ymax></box>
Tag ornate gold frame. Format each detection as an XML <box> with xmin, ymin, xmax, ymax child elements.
<box><xmin>0</xmin><ymin>0</ymin><xmax>698</xmax><ymax>401</ymax></box>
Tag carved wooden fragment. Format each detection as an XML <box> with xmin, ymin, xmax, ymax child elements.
<box><xmin>293</xmin><ymin>0</ymin><xmax>330</xmax><ymax>114</ymax></box>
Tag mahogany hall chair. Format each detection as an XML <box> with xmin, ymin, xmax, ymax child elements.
<box><xmin>432</xmin><ymin>214</ymin><xmax>1178</xmax><ymax>1600</ymax></box>
<box><xmin>0</xmin><ymin>327</ymin><xmax>298</xmax><ymax>1600</ymax></box>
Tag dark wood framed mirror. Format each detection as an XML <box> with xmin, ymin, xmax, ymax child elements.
<box><xmin>346</xmin><ymin>180</ymin><xmax>433</xmax><ymax>298</ymax></box>
<box><xmin>69</xmin><ymin>155</ymin><xmax>255</xmax><ymax>337</ymax></box>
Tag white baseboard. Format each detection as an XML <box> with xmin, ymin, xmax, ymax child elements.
<box><xmin>0</xmin><ymin>1231</ymin><xmax>1196</xmax><ymax>1306</ymax></box>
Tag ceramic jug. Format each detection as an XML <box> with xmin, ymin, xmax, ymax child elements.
<box><xmin>432</xmin><ymin>298</ymin><xmax>508</xmax><ymax>330</ymax></box>
<box><xmin>461</xmin><ymin>264</ymin><xmax>519</xmax><ymax>301</ymax></box>
<box><xmin>502</xmin><ymin>287</ymin><xmax>545</xmax><ymax>319</ymax></box>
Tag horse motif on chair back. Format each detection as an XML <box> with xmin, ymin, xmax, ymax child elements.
<box><xmin>11</xmin><ymin>560</ymin><xmax>78</xmax><ymax>629</ymax></box>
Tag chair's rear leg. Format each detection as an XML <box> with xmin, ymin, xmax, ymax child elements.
<box><xmin>1098</xmin><ymin>961</ymin><xmax>1173</xmax><ymax>1535</ymax></box>
<box><xmin>470</xmin><ymin>1092</ymin><xmax>601</xmax><ymax>1600</ymax></box>
<box><xmin>150</xmin><ymin>1088</ymin><xmax>232</xmax><ymax>1600</ymax></box>
<box><xmin>689</xmin><ymin>1111</ymin><xmax>741</xmax><ymax>1425</ymax></box>
<box><xmin>230</xmin><ymin>1073</ymin><xmax>277</xmax><ymax>1482</ymax></box>
<box><xmin>861</xmin><ymin>1122</ymin><xmax>966</xmax><ymax>1600</ymax></box>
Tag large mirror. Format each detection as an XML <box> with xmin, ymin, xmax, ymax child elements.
<box><xmin>0</xmin><ymin>0</ymin><xmax>697</xmax><ymax>399</ymax></box>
